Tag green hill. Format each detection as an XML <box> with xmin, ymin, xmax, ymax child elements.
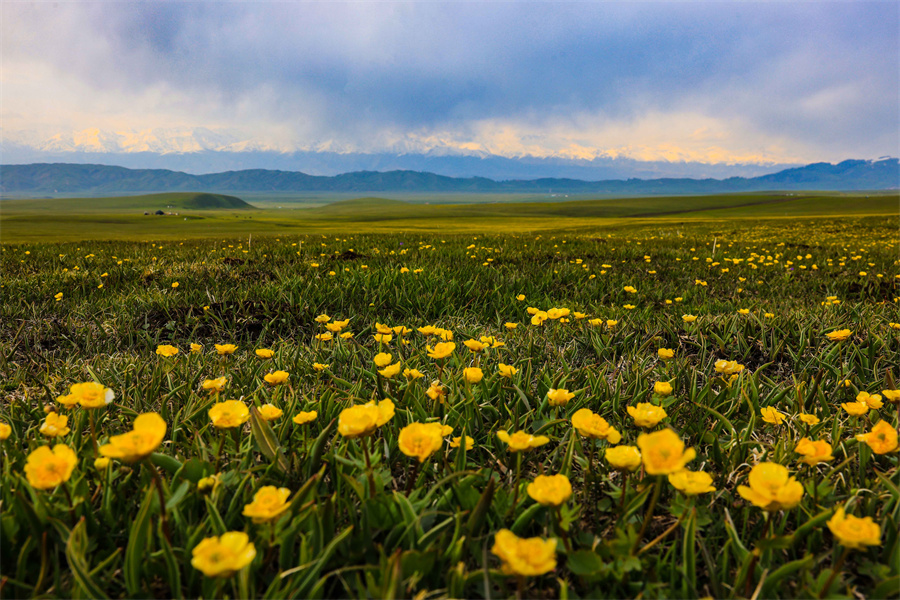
<box><xmin>0</xmin><ymin>192</ymin><xmax>254</xmax><ymax>214</ymax></box>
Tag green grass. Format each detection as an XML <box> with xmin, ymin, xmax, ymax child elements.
<box><xmin>1</xmin><ymin>191</ymin><xmax>896</xmax><ymax>242</ymax></box>
<box><xmin>0</xmin><ymin>215</ymin><xmax>898</xmax><ymax>599</ymax></box>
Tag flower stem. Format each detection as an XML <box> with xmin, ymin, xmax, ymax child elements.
<box><xmin>405</xmin><ymin>460</ymin><xmax>421</xmax><ymax>496</ymax></box>
<box><xmin>145</xmin><ymin>458</ymin><xmax>172</xmax><ymax>543</ymax></box>
<box><xmin>554</xmin><ymin>506</ymin><xmax>572</xmax><ymax>551</ymax></box>
<box><xmin>362</xmin><ymin>436</ymin><xmax>376</xmax><ymax>497</ymax></box>
<box><xmin>819</xmin><ymin>547</ymin><xmax>851</xmax><ymax>599</ymax></box>
<box><xmin>510</xmin><ymin>452</ymin><xmax>523</xmax><ymax>515</ymax></box>
<box><xmin>633</xmin><ymin>477</ymin><xmax>661</xmax><ymax>554</ymax></box>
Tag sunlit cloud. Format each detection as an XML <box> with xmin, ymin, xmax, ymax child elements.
<box><xmin>2</xmin><ymin>2</ymin><xmax>896</xmax><ymax>167</ymax></box>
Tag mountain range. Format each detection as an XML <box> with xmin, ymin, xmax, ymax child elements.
<box><xmin>1</xmin><ymin>159</ymin><xmax>897</xmax><ymax>196</ymax></box>
<box><xmin>1</xmin><ymin>127</ymin><xmax>800</xmax><ymax>180</ymax></box>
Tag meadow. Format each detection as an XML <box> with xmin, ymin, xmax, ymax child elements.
<box><xmin>0</xmin><ymin>194</ymin><xmax>898</xmax><ymax>599</ymax></box>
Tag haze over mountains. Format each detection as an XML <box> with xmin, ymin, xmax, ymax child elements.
<box><xmin>1</xmin><ymin>127</ymin><xmax>801</xmax><ymax>180</ymax></box>
<box><xmin>1</xmin><ymin>159</ymin><xmax>896</xmax><ymax>197</ymax></box>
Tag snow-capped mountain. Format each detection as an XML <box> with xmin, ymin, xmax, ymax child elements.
<box><xmin>1</xmin><ymin>127</ymin><xmax>805</xmax><ymax>180</ymax></box>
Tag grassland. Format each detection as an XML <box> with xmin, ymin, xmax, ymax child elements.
<box><xmin>0</xmin><ymin>193</ymin><xmax>898</xmax><ymax>599</ymax></box>
<box><xmin>1</xmin><ymin>190</ymin><xmax>896</xmax><ymax>242</ymax></box>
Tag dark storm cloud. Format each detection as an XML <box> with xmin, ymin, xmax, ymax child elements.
<box><xmin>3</xmin><ymin>1</ymin><xmax>897</xmax><ymax>160</ymax></box>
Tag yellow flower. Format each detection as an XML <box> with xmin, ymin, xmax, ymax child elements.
<box><xmin>264</xmin><ymin>370</ymin><xmax>290</xmax><ymax>386</ymax></box>
<box><xmin>623</xmin><ymin>285</ymin><xmax>637</xmax><ymax>294</ymax></box>
<box><xmin>191</xmin><ymin>532</ymin><xmax>256</xmax><ymax>578</ymax></box>
<box><xmin>882</xmin><ymin>389</ymin><xmax>900</xmax><ymax>403</ymax></box>
<box><xmin>403</xmin><ymin>368</ymin><xmax>424</xmax><ymax>380</ymax></box>
<box><xmin>737</xmin><ymin>462</ymin><xmax>804</xmax><ymax>511</ymax></box>
<box><xmin>426</xmin><ymin>342</ymin><xmax>455</xmax><ymax>359</ymax></box>
<box><xmin>497</xmin><ymin>363</ymin><xmax>518</xmax><ymax>378</ymax></box>
<box><xmin>190</xmin><ymin>343</ymin><xmax>204</xmax><ymax>353</ymax></box>
<box><xmin>215</xmin><ymin>343</ymin><xmax>238</xmax><ymax>355</ymax></box>
<box><xmin>255</xmin><ymin>348</ymin><xmax>274</xmax><ymax>359</ymax></box>
<box><xmin>737</xmin><ymin>309</ymin><xmax>750</xmax><ymax>315</ymax></box>
<box><xmin>827</xmin><ymin>507</ymin><xmax>882</xmax><ymax>550</ymax></box>
<box><xmin>504</xmin><ymin>322</ymin><xmax>518</xmax><ymax>330</ymax></box>
<box><xmin>450</xmin><ymin>436</ymin><xmax>474</xmax><ymax>450</ymax></box>
<box><xmin>338</xmin><ymin>399</ymin><xmax>394</xmax><ymax>438</ymax></box>
<box><xmin>243</xmin><ymin>486</ymin><xmax>292</xmax><ymax>523</ymax></box>
<box><xmin>171</xmin><ymin>282</ymin><xmax>179</xmax><ymax>288</ymax></box>
<box><xmin>54</xmin><ymin>292</ymin><xmax>63</xmax><ymax>301</ymax></box>
<box><xmin>682</xmin><ymin>314</ymin><xmax>697</xmax><ymax>323</ymax></box>
<box><xmin>606</xmin><ymin>319</ymin><xmax>618</xmax><ymax>328</ymax></box>
<box><xmin>546</xmin><ymin>388</ymin><xmax>575</xmax><ymax>407</ymax></box>
<box><xmin>463</xmin><ymin>367</ymin><xmax>484</xmax><ymax>384</ymax></box>
<box><xmin>0</xmin><ymin>422</ymin><xmax>11</xmax><ymax>441</ymax></box>
<box><xmin>25</xmin><ymin>444</ymin><xmax>78</xmax><ymax>490</ymax></box>
<box><xmin>668</xmin><ymin>469</ymin><xmax>716</xmax><ymax>496</ymax></box>
<box><xmin>657</xmin><ymin>348</ymin><xmax>675</xmax><ymax>360</ymax></box>
<box><xmin>197</xmin><ymin>474</ymin><xmax>221</xmax><ymax>494</ymax></box>
<box><xmin>418</xmin><ymin>325</ymin><xmax>437</xmax><ymax>336</ymax></box>
<box><xmin>339</xmin><ymin>332</ymin><xmax>354</xmax><ymax>339</ymax></box>
<box><xmin>714</xmin><ymin>360</ymin><xmax>745</xmax><ymax>376</ymax></box>
<box><xmin>67</xmin><ymin>382</ymin><xmax>115</xmax><ymax>409</ymax></box>
<box><xmin>480</xmin><ymin>335</ymin><xmax>504</xmax><ymax>348</ymax></box>
<box><xmin>491</xmin><ymin>529</ymin><xmax>557</xmax><ymax>577</ymax></box>
<box><xmin>314</xmin><ymin>314</ymin><xmax>331</xmax><ymax>323</ymax></box>
<box><xmin>799</xmin><ymin>413</ymin><xmax>820</xmax><ymax>426</ymax></box>
<box><xmin>653</xmin><ymin>381</ymin><xmax>673</xmax><ymax>396</ymax></box>
<box><xmin>426</xmin><ymin>381</ymin><xmax>446</xmax><ymax>403</ymax></box>
<box><xmin>398</xmin><ymin>422</ymin><xmax>445</xmax><ymax>463</ymax></box>
<box><xmin>531</xmin><ymin>311</ymin><xmax>548</xmax><ymax>326</ymax></box>
<box><xmin>156</xmin><ymin>344</ymin><xmax>179</xmax><ymax>357</ymax></box>
<box><xmin>463</xmin><ymin>339</ymin><xmax>487</xmax><ymax>352</ymax></box>
<box><xmin>258</xmin><ymin>404</ymin><xmax>283</xmax><ymax>421</ymax></box>
<box><xmin>856</xmin><ymin>391</ymin><xmax>883</xmax><ymax>409</ymax></box>
<box><xmin>40</xmin><ymin>412</ymin><xmax>70</xmax><ymax>437</ymax></box>
<box><xmin>202</xmin><ymin>377</ymin><xmax>227</xmax><ymax>394</ymax></box>
<box><xmin>855</xmin><ymin>420</ymin><xmax>898</xmax><ymax>454</ymax></box>
<box><xmin>94</xmin><ymin>457</ymin><xmax>110</xmax><ymax>470</ymax></box>
<box><xmin>841</xmin><ymin>401</ymin><xmax>868</xmax><ymax>416</ymax></box>
<box><xmin>760</xmin><ymin>406</ymin><xmax>787</xmax><ymax>425</ymax></box>
<box><xmin>547</xmin><ymin>307</ymin><xmax>570</xmax><ymax>320</ymax></box>
<box><xmin>637</xmin><ymin>429</ymin><xmax>696</xmax><ymax>475</ymax></box>
<box><xmin>794</xmin><ymin>438</ymin><xmax>834</xmax><ymax>465</ymax></box>
<box><xmin>825</xmin><ymin>329</ymin><xmax>852</xmax><ymax>342</ymax></box>
<box><xmin>374</xmin><ymin>333</ymin><xmax>393</xmax><ymax>344</ymax></box>
<box><xmin>526</xmin><ymin>474</ymin><xmax>572</xmax><ymax>506</ymax></box>
<box><xmin>378</xmin><ymin>363</ymin><xmax>402</xmax><ymax>379</ymax></box>
<box><xmin>497</xmin><ymin>430</ymin><xmax>550</xmax><ymax>452</ymax></box>
<box><xmin>313</xmin><ymin>363</ymin><xmax>329</xmax><ymax>372</ymax></box>
<box><xmin>293</xmin><ymin>411</ymin><xmax>317</xmax><ymax>425</ymax></box>
<box><xmin>315</xmin><ymin>332</ymin><xmax>333</xmax><ymax>341</ymax></box>
<box><xmin>99</xmin><ymin>413</ymin><xmax>167</xmax><ymax>462</ymax></box>
<box><xmin>605</xmin><ymin>445</ymin><xmax>642</xmax><ymax>471</ymax></box>
<box><xmin>516</xmin><ymin>294</ymin><xmax>526</xmax><ymax>301</ymax></box>
<box><xmin>571</xmin><ymin>408</ymin><xmax>621</xmax><ymax>443</ymax></box>
<box><xmin>627</xmin><ymin>403</ymin><xmax>668</xmax><ymax>428</ymax></box>
<box><xmin>373</xmin><ymin>352</ymin><xmax>393</xmax><ymax>367</ymax></box>
<box><xmin>209</xmin><ymin>401</ymin><xmax>250</xmax><ymax>429</ymax></box>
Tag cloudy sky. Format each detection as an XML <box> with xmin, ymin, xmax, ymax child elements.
<box><xmin>2</xmin><ymin>1</ymin><xmax>898</xmax><ymax>165</ymax></box>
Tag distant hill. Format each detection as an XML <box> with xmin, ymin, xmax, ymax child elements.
<box><xmin>1</xmin><ymin>158</ymin><xmax>896</xmax><ymax>196</ymax></box>
<box><xmin>0</xmin><ymin>192</ymin><xmax>254</xmax><ymax>214</ymax></box>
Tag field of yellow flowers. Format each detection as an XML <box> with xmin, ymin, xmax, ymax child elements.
<box><xmin>1</xmin><ymin>215</ymin><xmax>898</xmax><ymax>599</ymax></box>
